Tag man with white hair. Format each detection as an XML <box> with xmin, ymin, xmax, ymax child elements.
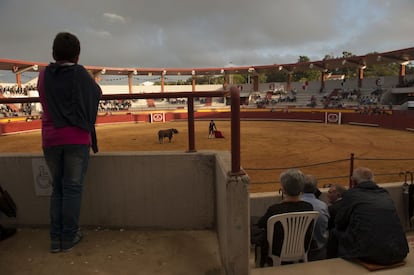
<box><xmin>330</xmin><ymin>167</ymin><xmax>409</xmax><ymax>265</ymax></box>
<box><xmin>255</xmin><ymin>169</ymin><xmax>313</xmax><ymax>266</ymax></box>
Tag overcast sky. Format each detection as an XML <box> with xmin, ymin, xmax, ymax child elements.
<box><xmin>0</xmin><ymin>0</ymin><xmax>413</xmax><ymax>69</ymax></box>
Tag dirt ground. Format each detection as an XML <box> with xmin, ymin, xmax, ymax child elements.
<box><xmin>1</xmin><ymin>120</ymin><xmax>414</xmax><ymax>274</ymax></box>
<box><xmin>1</xmin><ymin>120</ymin><xmax>413</xmax><ymax>192</ymax></box>
<box><xmin>0</xmin><ymin>228</ymin><xmax>222</xmax><ymax>275</ymax></box>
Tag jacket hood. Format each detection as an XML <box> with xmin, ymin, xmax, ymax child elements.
<box><xmin>46</xmin><ymin>62</ymin><xmax>76</xmax><ymax>74</ymax></box>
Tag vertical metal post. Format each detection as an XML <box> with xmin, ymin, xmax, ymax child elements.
<box><xmin>187</xmin><ymin>95</ymin><xmax>196</xmax><ymax>152</ymax></box>
<box><xmin>349</xmin><ymin>153</ymin><xmax>354</xmax><ymax>188</ymax></box>
<box><xmin>230</xmin><ymin>86</ymin><xmax>245</xmax><ymax>175</ymax></box>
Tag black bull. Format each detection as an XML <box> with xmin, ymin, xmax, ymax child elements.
<box><xmin>158</xmin><ymin>128</ymin><xmax>179</xmax><ymax>143</ymax></box>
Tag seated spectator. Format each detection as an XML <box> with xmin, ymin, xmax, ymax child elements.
<box><xmin>301</xmin><ymin>175</ymin><xmax>329</xmax><ymax>261</ymax></box>
<box><xmin>329</xmin><ymin>167</ymin><xmax>409</xmax><ymax>265</ymax></box>
<box><xmin>327</xmin><ymin>184</ymin><xmax>347</xmax><ymax>230</ymax></box>
<box><xmin>253</xmin><ymin>169</ymin><xmax>313</xmax><ymax>267</ymax></box>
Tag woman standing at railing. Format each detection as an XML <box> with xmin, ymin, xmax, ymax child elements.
<box><xmin>37</xmin><ymin>32</ymin><xmax>101</xmax><ymax>253</ymax></box>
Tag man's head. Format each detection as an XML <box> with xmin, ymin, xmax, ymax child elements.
<box><xmin>52</xmin><ymin>32</ymin><xmax>80</xmax><ymax>63</ymax></box>
<box><xmin>351</xmin><ymin>167</ymin><xmax>374</xmax><ymax>186</ymax></box>
<box><xmin>303</xmin><ymin>175</ymin><xmax>317</xmax><ymax>194</ymax></box>
<box><xmin>327</xmin><ymin>184</ymin><xmax>347</xmax><ymax>204</ymax></box>
<box><xmin>280</xmin><ymin>169</ymin><xmax>304</xmax><ymax>197</ymax></box>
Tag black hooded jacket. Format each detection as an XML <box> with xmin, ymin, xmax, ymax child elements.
<box><xmin>333</xmin><ymin>181</ymin><xmax>409</xmax><ymax>265</ymax></box>
<box><xmin>44</xmin><ymin>63</ymin><xmax>101</xmax><ymax>153</ymax></box>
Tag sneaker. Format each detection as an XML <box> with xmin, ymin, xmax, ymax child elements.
<box><xmin>50</xmin><ymin>240</ymin><xmax>61</xmax><ymax>253</ymax></box>
<box><xmin>62</xmin><ymin>230</ymin><xmax>83</xmax><ymax>252</ymax></box>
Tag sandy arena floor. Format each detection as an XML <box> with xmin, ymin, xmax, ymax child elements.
<box><xmin>1</xmin><ymin>120</ymin><xmax>414</xmax><ymax>274</ymax></box>
<box><xmin>1</xmin><ymin>120</ymin><xmax>413</xmax><ymax>192</ymax></box>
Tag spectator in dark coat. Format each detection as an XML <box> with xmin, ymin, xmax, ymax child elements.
<box><xmin>329</xmin><ymin>167</ymin><xmax>409</xmax><ymax>265</ymax></box>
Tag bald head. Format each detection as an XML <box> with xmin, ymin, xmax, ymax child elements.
<box><xmin>352</xmin><ymin>167</ymin><xmax>374</xmax><ymax>185</ymax></box>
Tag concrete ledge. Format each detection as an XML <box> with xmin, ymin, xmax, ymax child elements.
<box><xmin>0</xmin><ymin>151</ymin><xmax>251</xmax><ymax>275</ymax></box>
<box><xmin>0</xmin><ymin>152</ymin><xmax>219</xmax><ymax>228</ymax></box>
<box><xmin>251</xmin><ymin>231</ymin><xmax>414</xmax><ymax>274</ymax></box>
<box><xmin>250</xmin><ymin>252</ymin><xmax>414</xmax><ymax>275</ymax></box>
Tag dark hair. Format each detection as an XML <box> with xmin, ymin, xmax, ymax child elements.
<box><xmin>52</xmin><ymin>32</ymin><xmax>80</xmax><ymax>62</ymax></box>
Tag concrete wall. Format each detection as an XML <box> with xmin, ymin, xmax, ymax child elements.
<box><xmin>215</xmin><ymin>152</ymin><xmax>250</xmax><ymax>275</ymax></box>
<box><xmin>0</xmin><ymin>151</ymin><xmax>251</xmax><ymax>275</ymax></box>
<box><xmin>0</xmin><ymin>152</ymin><xmax>218</xmax><ymax>228</ymax></box>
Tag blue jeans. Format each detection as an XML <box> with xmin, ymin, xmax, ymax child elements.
<box><xmin>43</xmin><ymin>144</ymin><xmax>90</xmax><ymax>245</ymax></box>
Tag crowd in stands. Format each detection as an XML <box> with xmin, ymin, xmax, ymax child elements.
<box><xmin>0</xmin><ymin>85</ymin><xmax>38</xmax><ymax>117</ymax></box>
<box><xmin>169</xmin><ymin>98</ymin><xmax>187</xmax><ymax>104</ymax></box>
<box><xmin>355</xmin><ymin>105</ymin><xmax>391</xmax><ymax>115</ymax></box>
<box><xmin>252</xmin><ymin>86</ymin><xmax>390</xmax><ymax>110</ymax></box>
<box><xmin>0</xmin><ymin>84</ymin><xmax>37</xmax><ymax>96</ymax></box>
<box><xmin>98</xmin><ymin>100</ymin><xmax>132</xmax><ymax>113</ymax></box>
<box><xmin>304</xmin><ymin>88</ymin><xmax>386</xmax><ymax>110</ymax></box>
<box><xmin>0</xmin><ymin>105</ymin><xmax>18</xmax><ymax>117</ymax></box>
<box><xmin>251</xmin><ymin>167</ymin><xmax>409</xmax><ymax>267</ymax></box>
<box><xmin>0</xmin><ymin>78</ymin><xmax>412</xmax><ymax>118</ymax></box>
<box><xmin>254</xmin><ymin>90</ymin><xmax>297</xmax><ymax>107</ymax></box>
<box><xmin>397</xmin><ymin>78</ymin><xmax>414</xmax><ymax>88</ymax></box>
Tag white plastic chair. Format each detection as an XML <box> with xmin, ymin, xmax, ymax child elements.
<box><xmin>266</xmin><ymin>211</ymin><xmax>319</xmax><ymax>266</ymax></box>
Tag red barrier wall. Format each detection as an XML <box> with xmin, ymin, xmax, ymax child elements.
<box><xmin>0</xmin><ymin>120</ymin><xmax>42</xmax><ymax>135</ymax></box>
<box><xmin>1</xmin><ymin>110</ymin><xmax>413</xmax><ymax>135</ymax></box>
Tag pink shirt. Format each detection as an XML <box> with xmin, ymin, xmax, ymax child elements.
<box><xmin>37</xmin><ymin>69</ymin><xmax>91</xmax><ymax>148</ymax></box>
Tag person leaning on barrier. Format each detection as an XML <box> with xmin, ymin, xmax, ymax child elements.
<box><xmin>37</xmin><ymin>32</ymin><xmax>101</xmax><ymax>253</ymax></box>
<box><xmin>254</xmin><ymin>169</ymin><xmax>313</xmax><ymax>267</ymax></box>
<box><xmin>328</xmin><ymin>167</ymin><xmax>409</xmax><ymax>265</ymax></box>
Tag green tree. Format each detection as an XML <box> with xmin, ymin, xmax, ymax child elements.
<box><xmin>266</xmin><ymin>70</ymin><xmax>287</xmax><ymax>82</ymax></box>
<box><xmin>292</xmin><ymin>55</ymin><xmax>320</xmax><ymax>82</ymax></box>
<box><xmin>323</xmin><ymin>54</ymin><xmax>334</xmax><ymax>60</ymax></box>
<box><xmin>364</xmin><ymin>63</ymin><xmax>400</xmax><ymax>77</ymax></box>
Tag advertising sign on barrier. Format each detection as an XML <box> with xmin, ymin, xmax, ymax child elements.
<box><xmin>325</xmin><ymin>112</ymin><xmax>342</xmax><ymax>124</ymax></box>
<box><xmin>32</xmin><ymin>158</ymin><xmax>52</xmax><ymax>196</ymax></box>
<box><xmin>150</xmin><ymin>112</ymin><xmax>165</xmax><ymax>123</ymax></box>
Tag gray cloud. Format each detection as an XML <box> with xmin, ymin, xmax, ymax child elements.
<box><xmin>103</xmin><ymin>13</ymin><xmax>127</xmax><ymax>24</ymax></box>
<box><xmin>0</xmin><ymin>0</ymin><xmax>412</xmax><ymax>69</ymax></box>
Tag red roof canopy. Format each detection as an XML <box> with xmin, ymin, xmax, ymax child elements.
<box><xmin>1</xmin><ymin>47</ymin><xmax>413</xmax><ymax>77</ymax></box>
